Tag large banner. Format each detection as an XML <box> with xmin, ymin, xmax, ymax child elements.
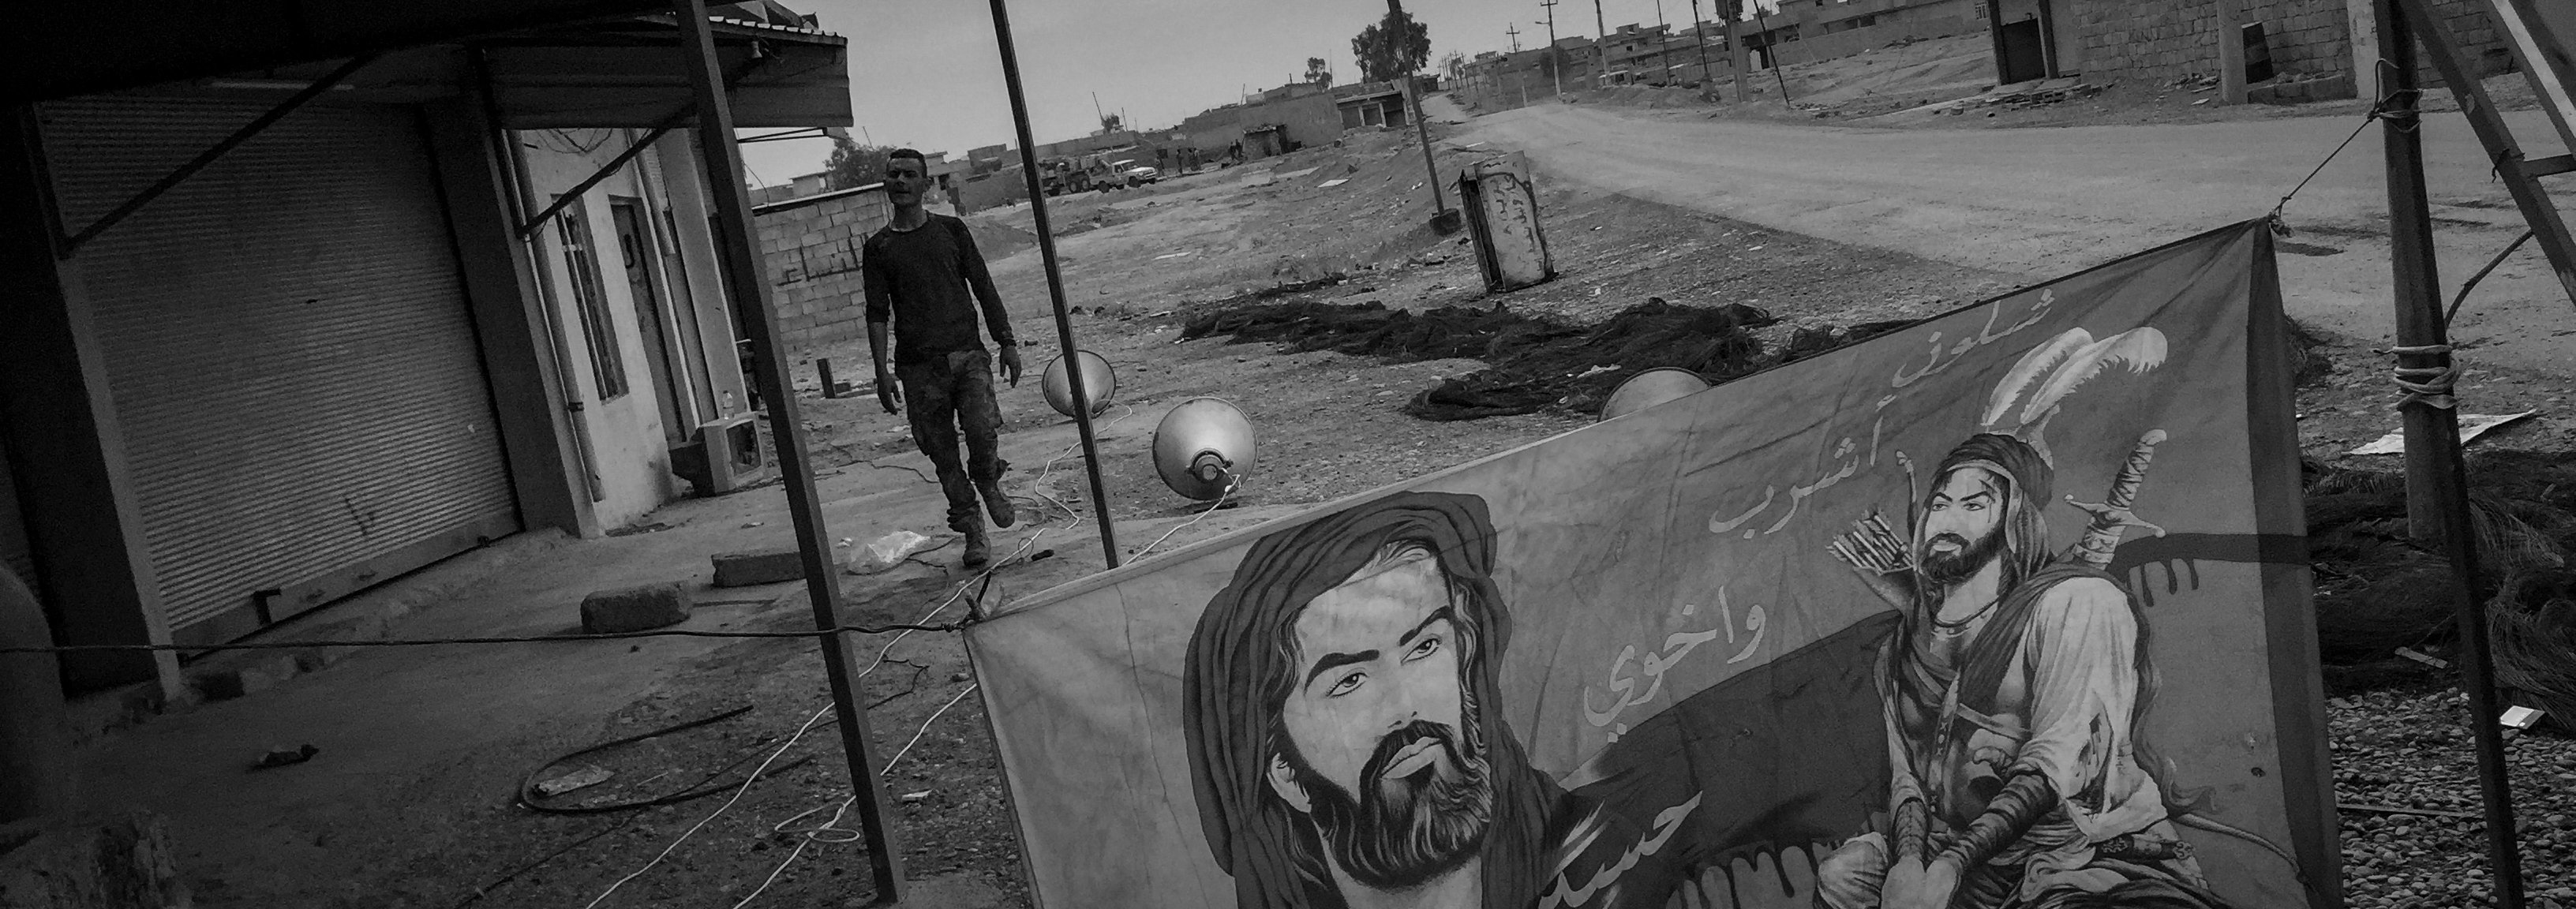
<box><xmin>968</xmin><ymin>222</ymin><xmax>2335</xmax><ymax>909</ymax></box>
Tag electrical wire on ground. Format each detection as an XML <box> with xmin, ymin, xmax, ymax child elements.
<box><xmin>574</xmin><ymin>533</ymin><xmax>1015</xmax><ymax>909</ymax></box>
<box><xmin>576</xmin><ymin>702</ymin><xmax>840</xmax><ymax>909</ymax></box>
<box><xmin>728</xmin><ymin>682</ymin><xmax>982</xmax><ymax>909</ymax></box>
<box><xmin>1131</xmin><ymin>481</ymin><xmax>1239</xmax><ymax>562</ymax></box>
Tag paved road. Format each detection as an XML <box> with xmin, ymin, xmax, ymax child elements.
<box><xmin>1462</xmin><ymin>102</ymin><xmax>2576</xmax><ymax>374</ymax></box>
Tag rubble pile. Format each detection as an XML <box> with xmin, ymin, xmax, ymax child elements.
<box><xmin>2305</xmin><ymin>452</ymin><xmax>2576</xmax><ymax>723</ymax></box>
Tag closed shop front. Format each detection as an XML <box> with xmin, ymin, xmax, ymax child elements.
<box><xmin>41</xmin><ymin>95</ymin><xmax>519</xmax><ymax>645</ymax></box>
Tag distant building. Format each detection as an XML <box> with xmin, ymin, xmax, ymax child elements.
<box><xmin>1335</xmin><ymin>83</ymin><xmax>1410</xmax><ymax>129</ymax></box>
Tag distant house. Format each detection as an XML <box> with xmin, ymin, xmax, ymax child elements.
<box><xmin>1335</xmin><ymin>83</ymin><xmax>1410</xmax><ymax>129</ymax></box>
<box><xmin>6</xmin><ymin>2</ymin><xmax>850</xmax><ymax>699</ymax></box>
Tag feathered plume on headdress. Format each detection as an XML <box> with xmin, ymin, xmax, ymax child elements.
<box><xmin>1979</xmin><ymin>326</ymin><xmax>2169</xmax><ymax>465</ymax></box>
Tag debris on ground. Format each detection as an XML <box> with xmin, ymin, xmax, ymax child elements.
<box><xmin>1182</xmin><ymin>295</ymin><xmax>1917</xmax><ymax>421</ymax></box>
<box><xmin>2348</xmin><ymin>410</ymin><xmax>2540</xmax><ymax>455</ymax></box>
<box><xmin>254</xmin><ymin>744</ymin><xmax>320</xmax><ymax>770</ymax></box>
<box><xmin>530</xmin><ymin>765</ymin><xmax>614</xmax><ymax>798</ymax></box>
<box><xmin>2305</xmin><ymin>452</ymin><xmax>2576</xmax><ymax>711</ymax></box>
<box><xmin>848</xmin><ymin>529</ymin><xmax>952</xmax><ymax>575</ymax></box>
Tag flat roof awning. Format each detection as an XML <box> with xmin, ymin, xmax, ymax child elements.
<box><xmin>13</xmin><ymin>9</ymin><xmax>851</xmax><ymax>129</ymax></box>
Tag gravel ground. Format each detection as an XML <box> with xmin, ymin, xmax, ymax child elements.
<box><xmin>2331</xmin><ymin>680</ymin><xmax>2576</xmax><ymax>908</ymax></box>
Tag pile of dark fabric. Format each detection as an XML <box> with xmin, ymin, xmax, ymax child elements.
<box><xmin>1182</xmin><ymin>296</ymin><xmax>1913</xmax><ymax>421</ymax></box>
<box><xmin>2305</xmin><ymin>452</ymin><xmax>2576</xmax><ymax>715</ymax></box>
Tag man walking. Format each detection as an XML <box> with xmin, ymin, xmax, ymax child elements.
<box><xmin>866</xmin><ymin>148</ymin><xmax>1022</xmax><ymax>568</ymax></box>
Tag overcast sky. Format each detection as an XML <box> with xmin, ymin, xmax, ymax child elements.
<box><xmin>736</xmin><ymin>0</ymin><xmax>1765</xmax><ymax>185</ymax></box>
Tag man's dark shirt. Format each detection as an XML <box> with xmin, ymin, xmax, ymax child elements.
<box><xmin>863</xmin><ymin>214</ymin><xmax>1013</xmax><ymax>365</ymax></box>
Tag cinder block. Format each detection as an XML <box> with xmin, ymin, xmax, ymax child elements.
<box><xmin>580</xmin><ymin>582</ymin><xmax>693</xmax><ymax>633</ymax></box>
<box><xmin>712</xmin><ymin>549</ymin><xmax>805</xmax><ymax>587</ymax></box>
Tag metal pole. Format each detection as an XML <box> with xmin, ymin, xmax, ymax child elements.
<box><xmin>2376</xmin><ymin>2</ymin><xmax>2525</xmax><ymax>906</ymax></box>
<box><xmin>987</xmin><ymin>0</ymin><xmax>1122</xmax><ymax>569</ymax></box>
<box><xmin>1754</xmin><ymin>4</ymin><xmax>1792</xmax><ymax>106</ymax></box>
<box><xmin>1402</xmin><ymin>74</ymin><xmax>1447</xmax><ymax>217</ymax></box>
<box><xmin>670</xmin><ymin>1</ymin><xmax>907</xmax><ymax>903</ymax></box>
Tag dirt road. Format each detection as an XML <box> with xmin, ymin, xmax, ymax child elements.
<box><xmin>1463</xmin><ymin>102</ymin><xmax>2576</xmax><ymax>375</ymax></box>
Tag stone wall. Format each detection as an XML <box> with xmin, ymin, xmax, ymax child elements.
<box><xmin>2076</xmin><ymin>0</ymin><xmax>2510</xmax><ymax>96</ymax></box>
<box><xmin>752</xmin><ymin>185</ymin><xmax>892</xmax><ymax>350</ymax></box>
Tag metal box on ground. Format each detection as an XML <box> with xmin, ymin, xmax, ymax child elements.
<box><xmin>1457</xmin><ymin>152</ymin><xmax>1554</xmax><ymax>294</ymax></box>
<box><xmin>669</xmin><ymin>413</ymin><xmax>771</xmax><ymax>496</ymax></box>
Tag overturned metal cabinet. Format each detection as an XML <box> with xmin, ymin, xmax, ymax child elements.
<box><xmin>1457</xmin><ymin>152</ymin><xmax>1554</xmax><ymax>294</ymax></box>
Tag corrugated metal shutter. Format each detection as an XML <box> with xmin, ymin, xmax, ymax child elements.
<box><xmin>40</xmin><ymin>95</ymin><xmax>519</xmax><ymax>641</ymax></box>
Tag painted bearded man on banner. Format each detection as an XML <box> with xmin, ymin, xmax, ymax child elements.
<box><xmin>1185</xmin><ymin>492</ymin><xmax>1643</xmax><ymax>909</ymax></box>
<box><xmin>1818</xmin><ymin>430</ymin><xmax>2230</xmax><ymax>909</ymax></box>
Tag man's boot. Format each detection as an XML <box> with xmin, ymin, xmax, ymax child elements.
<box><xmin>977</xmin><ymin>476</ymin><xmax>1016</xmax><ymax>529</ymax></box>
<box><xmin>961</xmin><ymin>523</ymin><xmax>991</xmax><ymax>569</ymax></box>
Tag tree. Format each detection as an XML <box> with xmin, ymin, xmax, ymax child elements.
<box><xmin>822</xmin><ymin>134</ymin><xmax>895</xmax><ymax>190</ymax></box>
<box><xmin>1099</xmin><ymin>111</ymin><xmax>1124</xmax><ymax>133</ymax></box>
<box><xmin>1350</xmin><ymin>2</ymin><xmax>1432</xmax><ymax>84</ymax></box>
<box><xmin>1305</xmin><ymin>56</ymin><xmax>1334</xmax><ymax>88</ymax></box>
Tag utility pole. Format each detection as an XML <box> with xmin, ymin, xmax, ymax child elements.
<box><xmin>1541</xmin><ymin>0</ymin><xmax>1564</xmax><ymax>95</ymax></box>
<box><xmin>1752</xmin><ymin>2</ymin><xmax>1791</xmax><ymax>106</ymax></box>
<box><xmin>1689</xmin><ymin>0</ymin><xmax>1714</xmax><ymax>99</ymax></box>
<box><xmin>2376</xmin><ymin>2</ymin><xmax>2525</xmax><ymax>905</ymax></box>
<box><xmin>1656</xmin><ymin>0</ymin><xmax>1674</xmax><ymax>83</ymax></box>
<box><xmin>1727</xmin><ymin>2</ymin><xmax>1748</xmax><ymax>102</ymax></box>
<box><xmin>1387</xmin><ymin>0</ymin><xmax>1451</xmax><ymax>226</ymax></box>
<box><xmin>1593</xmin><ymin>0</ymin><xmax>1609</xmax><ymax>89</ymax></box>
<box><xmin>1507</xmin><ymin>23</ymin><xmax>1522</xmax><ymax>51</ymax></box>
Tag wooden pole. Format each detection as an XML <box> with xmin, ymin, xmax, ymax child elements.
<box><xmin>987</xmin><ymin>0</ymin><xmax>1122</xmax><ymax>569</ymax></box>
<box><xmin>1690</xmin><ymin>0</ymin><xmax>1715</xmax><ymax>99</ymax></box>
<box><xmin>672</xmin><ymin>1</ymin><xmax>907</xmax><ymax>903</ymax></box>
<box><xmin>2376</xmin><ymin>2</ymin><xmax>2526</xmax><ymax>906</ymax></box>
<box><xmin>1729</xmin><ymin>9</ymin><xmax>1747</xmax><ymax>101</ymax></box>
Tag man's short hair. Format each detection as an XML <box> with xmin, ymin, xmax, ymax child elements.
<box><xmin>888</xmin><ymin>148</ymin><xmax>927</xmax><ymax>168</ymax></box>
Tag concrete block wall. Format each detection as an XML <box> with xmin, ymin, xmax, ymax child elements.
<box><xmin>753</xmin><ymin>186</ymin><xmax>892</xmax><ymax>350</ymax></box>
<box><xmin>2077</xmin><ymin>0</ymin><xmax>2508</xmax><ymax>94</ymax></box>
<box><xmin>1780</xmin><ymin>13</ymin><xmax>1985</xmax><ymax>64</ymax></box>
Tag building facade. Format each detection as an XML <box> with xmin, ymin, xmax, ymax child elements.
<box><xmin>2</xmin><ymin>7</ymin><xmax>848</xmax><ymax>701</ymax></box>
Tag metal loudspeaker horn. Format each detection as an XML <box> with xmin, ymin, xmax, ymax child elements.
<box><xmin>1153</xmin><ymin>397</ymin><xmax>1255</xmax><ymax>501</ymax></box>
<box><xmin>1599</xmin><ymin>367</ymin><xmax>1710</xmax><ymax>421</ymax></box>
<box><xmin>1041</xmin><ymin>350</ymin><xmax>1117</xmax><ymax>418</ymax></box>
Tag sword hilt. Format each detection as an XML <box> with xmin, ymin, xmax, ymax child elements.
<box><xmin>2065</xmin><ymin>430</ymin><xmax>2167</xmax><ymax>569</ymax></box>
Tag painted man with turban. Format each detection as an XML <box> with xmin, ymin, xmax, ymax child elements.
<box><xmin>1184</xmin><ymin>492</ymin><xmax>1669</xmax><ymax>909</ymax></box>
<box><xmin>1817</xmin><ymin>432</ymin><xmax>2231</xmax><ymax>909</ymax></box>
